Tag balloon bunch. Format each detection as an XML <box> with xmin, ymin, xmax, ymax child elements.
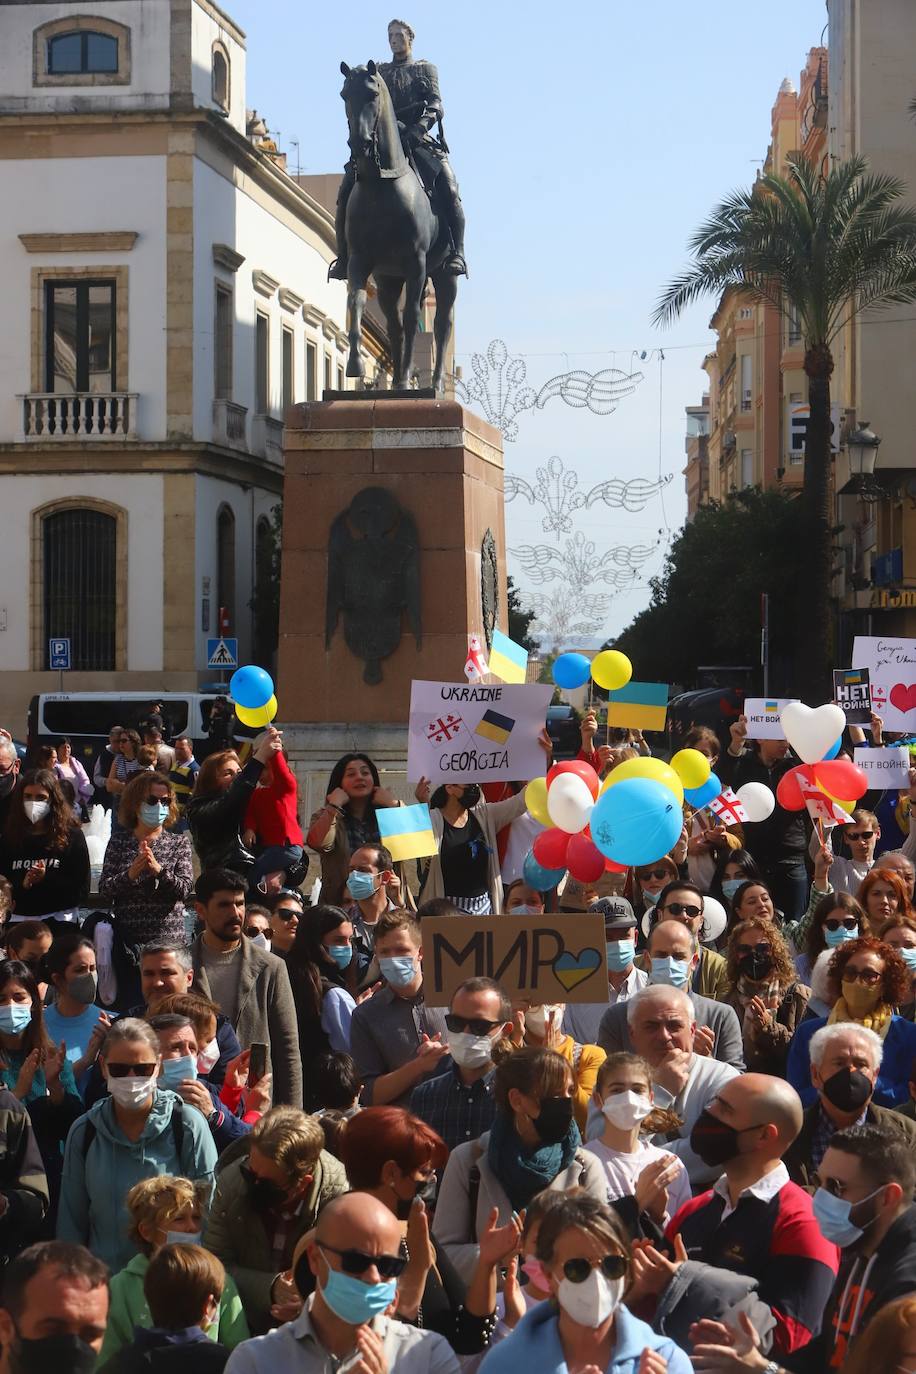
<box><xmin>551</xmin><ymin>649</ymin><xmax>633</xmax><ymax>693</ymax></box>
<box><xmin>229</xmin><ymin>665</ymin><xmax>278</xmax><ymax>728</ymax></box>
<box><xmin>775</xmin><ymin>702</ymin><xmax>865</xmax><ymax>815</ymax></box>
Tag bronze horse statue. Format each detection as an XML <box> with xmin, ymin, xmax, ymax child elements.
<box><xmin>339</xmin><ymin>60</ymin><xmax>458</xmax><ymax>391</ymax></box>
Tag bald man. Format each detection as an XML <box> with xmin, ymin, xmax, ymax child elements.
<box><xmin>224</xmin><ymin>1193</ymin><xmax>458</xmax><ymax>1374</ymax></box>
<box><xmin>662</xmin><ymin>1075</ymin><xmax>839</xmax><ymax>1358</ymax></box>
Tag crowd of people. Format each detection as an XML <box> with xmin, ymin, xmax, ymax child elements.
<box><xmin>2</xmin><ymin>704</ymin><xmax>916</xmax><ymax>1374</ymax></box>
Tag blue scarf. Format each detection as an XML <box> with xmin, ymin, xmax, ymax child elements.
<box><xmin>486</xmin><ymin>1111</ymin><xmax>581</xmax><ymax>1211</ymax></box>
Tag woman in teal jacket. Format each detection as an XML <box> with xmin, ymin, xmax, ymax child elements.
<box><xmin>57</xmin><ymin>1018</ymin><xmax>217</xmax><ymax>1271</ymax></box>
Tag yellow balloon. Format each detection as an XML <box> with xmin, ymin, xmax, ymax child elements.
<box><xmin>235</xmin><ymin>694</ymin><xmax>278</xmax><ymax>727</ymax></box>
<box><xmin>670</xmin><ymin>748</ymin><xmax>712</xmax><ymax>791</ymax></box>
<box><xmin>591</xmin><ymin>650</ymin><xmax>633</xmax><ymax>692</ymax></box>
<box><xmin>524</xmin><ymin>776</ymin><xmax>552</xmax><ymax>827</ymax></box>
<box><xmin>602</xmin><ymin>755</ymin><xmax>684</xmax><ymax>805</ymax></box>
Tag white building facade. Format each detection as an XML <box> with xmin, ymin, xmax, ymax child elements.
<box><xmin>0</xmin><ymin>0</ymin><xmax>388</xmax><ymax>729</ymax></box>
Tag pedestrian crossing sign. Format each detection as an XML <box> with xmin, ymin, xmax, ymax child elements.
<box><xmin>207</xmin><ymin>638</ymin><xmax>238</xmax><ymax>668</ymax></box>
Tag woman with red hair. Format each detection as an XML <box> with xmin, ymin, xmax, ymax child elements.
<box><xmin>336</xmin><ymin>1106</ymin><xmax>519</xmax><ymax>1355</ymax></box>
<box><xmin>858</xmin><ymin>867</ymin><xmax>914</xmax><ymax>937</ymax></box>
<box><xmin>787</xmin><ymin>934</ymin><xmax>916</xmax><ymax>1107</ymax></box>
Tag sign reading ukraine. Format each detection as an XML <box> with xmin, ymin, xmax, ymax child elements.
<box><xmin>408</xmin><ymin>680</ymin><xmax>553</xmax><ymax>784</ymax></box>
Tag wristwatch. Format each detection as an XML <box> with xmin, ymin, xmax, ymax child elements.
<box><xmin>762</xmin><ymin>1362</ymin><xmax>781</xmax><ymax>1374</ymax></box>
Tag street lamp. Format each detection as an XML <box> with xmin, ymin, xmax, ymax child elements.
<box><xmin>840</xmin><ymin>421</ymin><xmax>883</xmax><ymax>500</ymax></box>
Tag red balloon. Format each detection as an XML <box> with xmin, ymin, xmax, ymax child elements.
<box><xmin>565</xmin><ymin>832</ymin><xmax>606</xmax><ymax>883</ymax></box>
<box><xmin>605</xmin><ymin>857</ymin><xmax>628</xmax><ymax>873</ymax></box>
<box><xmin>533</xmin><ymin>827</ymin><xmax>571</xmax><ymax>869</ymax></box>
<box><xmin>775</xmin><ymin>759</ymin><xmax>869</xmax><ymax>813</ymax></box>
<box><xmin>547</xmin><ymin>759</ymin><xmax>600</xmax><ymax>800</ymax></box>
<box><xmin>776</xmin><ymin>765</ymin><xmax>807</xmax><ymax>811</ymax></box>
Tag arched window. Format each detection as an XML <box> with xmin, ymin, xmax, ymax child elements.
<box><xmin>48</xmin><ymin>30</ymin><xmax>118</xmax><ymax>74</ymax></box>
<box><xmin>43</xmin><ymin>508</ymin><xmax>117</xmax><ymax>670</ymax></box>
<box><xmin>216</xmin><ymin>505</ymin><xmax>236</xmax><ymax>633</ymax></box>
<box><xmin>34</xmin><ymin>17</ymin><xmax>130</xmax><ymax>86</ymax></box>
<box><xmin>212</xmin><ymin>44</ymin><xmax>230</xmax><ymax>109</ymax></box>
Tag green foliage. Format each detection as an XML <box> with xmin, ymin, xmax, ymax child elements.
<box><xmin>507</xmin><ymin>575</ymin><xmax>538</xmax><ymax>653</ymax></box>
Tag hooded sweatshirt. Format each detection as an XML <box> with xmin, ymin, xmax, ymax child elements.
<box><xmin>100</xmin><ymin>1252</ymin><xmax>249</xmax><ymax>1365</ymax></box>
<box><xmin>817</xmin><ymin>1203</ymin><xmax>916</xmax><ymax>1370</ymax></box>
<box><xmin>57</xmin><ymin>1089</ymin><xmax>217</xmax><ymax>1272</ymax></box>
<box><xmin>102</xmin><ymin>1324</ymin><xmax>230</xmax><ymax>1374</ymax></box>
<box><xmin>478</xmin><ymin>1298</ymin><xmax>693</xmax><ymax>1374</ymax></box>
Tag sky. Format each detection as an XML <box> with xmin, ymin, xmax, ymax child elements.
<box><xmin>230</xmin><ymin>0</ymin><xmax>828</xmax><ymax>647</ymax></box>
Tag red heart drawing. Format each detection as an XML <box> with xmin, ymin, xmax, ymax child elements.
<box><xmin>890</xmin><ymin>683</ymin><xmax>916</xmax><ymax>714</ymax></box>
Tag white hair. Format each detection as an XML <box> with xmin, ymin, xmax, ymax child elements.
<box><xmin>808</xmin><ymin>1021</ymin><xmax>883</xmax><ymax>1072</ymax></box>
<box><xmin>626</xmin><ymin>983</ymin><xmax>693</xmax><ymax>1027</ymax></box>
<box><xmin>809</xmin><ymin>949</ymin><xmax>837</xmax><ymax>1007</ymax></box>
<box><xmin>0</xmin><ymin>741</ymin><xmax>16</xmax><ymax>766</ymax></box>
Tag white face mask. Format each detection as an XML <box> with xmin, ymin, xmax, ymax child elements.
<box><xmin>525</xmin><ymin>1004</ymin><xmax>564</xmax><ymax>1037</ymax></box>
<box><xmin>107</xmin><ymin>1074</ymin><xmax>157</xmax><ymax>1109</ymax></box>
<box><xmin>196</xmin><ymin>1039</ymin><xmax>220</xmax><ymax>1074</ymax></box>
<box><xmin>23</xmin><ymin>799</ymin><xmax>50</xmax><ymax>824</ymax></box>
<box><xmin>447</xmin><ymin>1029</ymin><xmax>496</xmax><ymax>1069</ymax></box>
<box><xmin>600</xmin><ymin>1089</ymin><xmax>653</xmax><ymax>1131</ymax></box>
<box><xmin>249</xmin><ymin>931</ymin><xmax>270</xmax><ymax>950</ymax></box>
<box><xmin>556</xmin><ymin>1267</ymin><xmax>624</xmax><ymax>1328</ymax></box>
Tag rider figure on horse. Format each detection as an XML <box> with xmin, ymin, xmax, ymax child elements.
<box><xmin>330</xmin><ymin>17</ymin><xmax>467</xmax><ymax>280</ymax></box>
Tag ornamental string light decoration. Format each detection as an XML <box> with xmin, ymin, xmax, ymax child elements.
<box><xmin>504</xmin><ymin>455</ymin><xmax>674</xmax><ymax>542</ymax></box>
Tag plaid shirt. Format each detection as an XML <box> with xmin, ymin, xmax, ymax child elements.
<box><xmin>266</xmin><ymin>1194</ymin><xmax>306</xmax><ymax>1274</ymax></box>
<box><xmin>811</xmin><ymin>1102</ymin><xmax>868</xmax><ymax>1171</ymax></box>
<box><xmin>409</xmin><ymin>1061</ymin><xmax>496</xmax><ymax>1151</ymax></box>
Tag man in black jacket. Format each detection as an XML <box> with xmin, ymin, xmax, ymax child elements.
<box><xmin>0</xmin><ymin>1090</ymin><xmax>48</xmax><ymax>1264</ymax></box>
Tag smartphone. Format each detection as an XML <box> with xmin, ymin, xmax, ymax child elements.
<box><xmin>249</xmin><ymin>1043</ymin><xmax>268</xmax><ymax>1084</ymax></box>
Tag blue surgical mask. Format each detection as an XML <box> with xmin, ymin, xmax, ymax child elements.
<box><xmin>812</xmin><ymin>1184</ymin><xmax>883</xmax><ymax>1248</ymax></box>
<box><xmin>898</xmin><ymin>946</ymin><xmax>916</xmax><ymax>971</ymax></box>
<box><xmin>159</xmin><ymin>1054</ymin><xmax>198</xmax><ymax>1089</ymax></box>
<box><xmin>318</xmin><ymin>1250</ymin><xmax>398</xmax><ymax>1325</ymax></box>
<box><xmin>721</xmin><ymin>878</ymin><xmax>744</xmax><ymax>901</ymax></box>
<box><xmin>649</xmin><ymin>956</ymin><xmax>689</xmax><ymax>989</ymax></box>
<box><xmin>166</xmin><ymin>1230</ymin><xmax>202</xmax><ymax>1246</ymax></box>
<box><xmin>606</xmin><ymin>940</ymin><xmax>635</xmax><ymax>972</ymax></box>
<box><xmin>139</xmin><ymin>801</ymin><xmax>170</xmax><ymax>827</ymax></box>
<box><xmin>0</xmin><ymin>1003</ymin><xmax>33</xmax><ymax>1036</ymax></box>
<box><xmin>328</xmin><ymin>943</ymin><xmax>353</xmax><ymax>970</ymax></box>
<box><xmin>346</xmin><ymin>870</ymin><xmax>379</xmax><ymax>901</ymax></box>
<box><xmin>825</xmin><ymin>924</ymin><xmax>859</xmax><ymax>948</ymax></box>
<box><xmin>511</xmin><ymin>905</ymin><xmax>540</xmax><ymax>916</ymax></box>
<box><xmin>641</xmin><ymin>887</ymin><xmax>660</xmax><ymax>905</ymax></box>
<box><xmin>379</xmin><ymin>955</ymin><xmax>417</xmax><ymax>988</ymax></box>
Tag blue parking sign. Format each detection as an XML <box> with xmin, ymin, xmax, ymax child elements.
<box><xmin>49</xmin><ymin>639</ymin><xmax>71</xmax><ymax>670</ymax></box>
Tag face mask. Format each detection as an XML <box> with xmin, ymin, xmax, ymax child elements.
<box><xmin>393</xmin><ymin>1174</ymin><xmax>436</xmax><ymax>1220</ymax></box>
<box><xmin>318</xmin><ymin>1251</ymin><xmax>398</xmax><ymax>1325</ymax></box>
<box><xmin>821</xmin><ymin>1066</ymin><xmax>873</xmax><ymax>1113</ymax></box>
<box><xmin>812</xmin><ymin>1184</ymin><xmax>883</xmax><ymax>1248</ymax></box>
<box><xmin>689</xmin><ymin>1108</ymin><xmax>758</xmax><ymax>1168</ymax></box>
<box><xmin>327</xmin><ymin>944</ymin><xmax>353</xmax><ymax>970</ymax></box>
<box><xmin>447</xmin><ymin>1029</ymin><xmax>495</xmax><ymax>1069</ymax></box>
<box><xmin>139</xmin><ymin>801</ymin><xmax>170</xmax><ymax>827</ymax></box>
<box><xmin>107</xmin><ymin>1073</ymin><xmax>157</xmax><ymax>1109</ymax></box>
<box><xmin>379</xmin><ymin>955</ymin><xmax>417</xmax><ymax>988</ymax></box>
<box><xmin>556</xmin><ymin>1267</ymin><xmax>624</xmax><ymax>1328</ymax></box>
<box><xmin>166</xmin><ymin>1230</ymin><xmax>202</xmax><ymax>1246</ymax></box>
<box><xmin>67</xmin><ymin>971</ymin><xmax>98</xmax><ymax>1005</ymax></box>
<box><xmin>0</xmin><ymin>1003</ymin><xmax>33</xmax><ymax>1035</ymax></box>
<box><xmin>0</xmin><ymin>771</ymin><xmax>15</xmax><ymax>800</ymax></box>
<box><xmin>842</xmin><ymin>978</ymin><xmax>882</xmax><ymax>1017</ymax></box>
<box><xmin>899</xmin><ymin>946</ymin><xmax>916</xmax><ymax>972</ymax></box>
<box><xmin>649</xmin><ymin>956</ymin><xmax>689</xmax><ymax>989</ymax></box>
<box><xmin>23</xmin><ymin>800</ymin><xmax>50</xmax><ymax>824</ymax></box>
<box><xmin>10</xmin><ymin>1332</ymin><xmax>99</xmax><ymax>1374</ymax></box>
<box><xmin>511</xmin><ymin>905</ymin><xmax>540</xmax><ymax>916</ymax></box>
<box><xmin>721</xmin><ymin>878</ymin><xmax>744</xmax><ymax>900</ymax></box>
<box><xmin>160</xmin><ymin>1054</ymin><xmax>198</xmax><ymax>1089</ymax></box>
<box><xmin>525</xmin><ymin>1005</ymin><xmax>563</xmax><ymax>1037</ymax></box>
<box><xmin>245</xmin><ymin>1172</ymin><xmax>289</xmax><ymax>1211</ymax></box>
<box><xmin>606</xmin><ymin>940</ymin><xmax>635</xmax><ymax>972</ymax></box>
<box><xmin>460</xmin><ymin>785</ymin><xmax>481</xmax><ymax>810</ymax></box>
<box><xmin>641</xmin><ymin>886</ymin><xmax>660</xmax><ymax>905</ymax></box>
<box><xmin>521</xmin><ymin>1255</ymin><xmax>549</xmax><ymax>1291</ymax></box>
<box><xmin>532</xmin><ymin>1095</ymin><xmax>574</xmax><ymax>1145</ymax></box>
<box><xmin>197</xmin><ymin>1039</ymin><xmax>220</xmax><ymax>1074</ymax></box>
<box><xmin>346</xmin><ymin>870</ymin><xmax>379</xmax><ymax>902</ymax></box>
<box><xmin>248</xmin><ymin>931</ymin><xmax>270</xmax><ymax>950</ymax></box>
<box><xmin>601</xmin><ymin>1089</ymin><xmax>653</xmax><ymax>1131</ymax></box>
<box><xmin>737</xmin><ymin>951</ymin><xmax>774</xmax><ymax>982</ymax></box>
<box><xmin>825</xmin><ymin>924</ymin><xmax>858</xmax><ymax>948</ymax></box>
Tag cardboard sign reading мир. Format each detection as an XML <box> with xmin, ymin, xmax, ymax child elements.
<box><xmin>422</xmin><ymin>912</ymin><xmax>609</xmax><ymax>1007</ymax></box>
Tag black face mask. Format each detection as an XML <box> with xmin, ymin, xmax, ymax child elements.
<box><xmin>821</xmin><ymin>1067</ymin><xmax>873</xmax><ymax>1114</ymax></box>
<box><xmin>10</xmin><ymin>1333</ymin><xmax>98</xmax><ymax>1374</ymax></box>
<box><xmin>737</xmin><ymin>951</ymin><xmax>775</xmax><ymax>982</ymax></box>
<box><xmin>394</xmin><ymin>1174</ymin><xmax>437</xmax><ymax>1220</ymax></box>
<box><xmin>532</xmin><ymin>1095</ymin><xmax>574</xmax><ymax>1145</ymax></box>
<box><xmin>689</xmin><ymin>1108</ymin><xmax>755</xmax><ymax>1168</ymax></box>
<box><xmin>0</xmin><ymin>771</ymin><xmax>16</xmax><ymax>800</ymax></box>
<box><xmin>242</xmin><ymin>1166</ymin><xmax>289</xmax><ymax>1211</ymax></box>
<box><xmin>460</xmin><ymin>785</ymin><xmax>481</xmax><ymax>810</ymax></box>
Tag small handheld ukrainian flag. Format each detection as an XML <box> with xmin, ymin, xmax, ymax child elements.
<box><xmin>488</xmin><ymin>629</ymin><xmax>529</xmax><ymax>684</ymax></box>
<box><xmin>606</xmin><ymin>681</ymin><xmax>669</xmax><ymax>732</ymax></box>
<box><xmin>376</xmin><ymin>803</ymin><xmax>438</xmax><ymax>863</ymax></box>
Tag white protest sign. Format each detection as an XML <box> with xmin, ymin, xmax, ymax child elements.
<box><xmin>744</xmin><ymin>697</ymin><xmax>798</xmax><ymax>740</ymax></box>
<box><xmin>852</xmin><ymin>636</ymin><xmax>916</xmax><ymax>733</ymax></box>
<box><xmin>854</xmin><ymin>746</ymin><xmax>911</xmax><ymax>790</ymax></box>
<box><xmin>408</xmin><ymin>680</ymin><xmax>554</xmax><ymax>784</ymax></box>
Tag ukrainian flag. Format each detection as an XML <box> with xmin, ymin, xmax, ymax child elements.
<box><xmin>606</xmin><ymin>681</ymin><xmax>669</xmax><ymax>732</ymax></box>
<box><xmin>475</xmin><ymin>708</ymin><xmax>515</xmax><ymax>745</ymax></box>
<box><xmin>376</xmin><ymin>803</ymin><xmax>438</xmax><ymax>862</ymax></box>
<box><xmin>488</xmin><ymin>629</ymin><xmax>529</xmax><ymax>684</ymax></box>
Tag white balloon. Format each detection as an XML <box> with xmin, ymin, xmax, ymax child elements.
<box><xmin>546</xmin><ymin>774</ymin><xmax>595</xmax><ymax>834</ymax></box>
<box><xmin>736</xmin><ymin>781</ymin><xmax>776</xmax><ymax>823</ymax></box>
<box><xmin>700</xmin><ymin>896</ymin><xmax>728</xmax><ymax>944</ymax></box>
<box><xmin>781</xmin><ymin>701</ymin><xmax>846</xmax><ymax>764</ymax></box>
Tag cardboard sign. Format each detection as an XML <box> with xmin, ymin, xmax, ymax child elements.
<box><xmin>422</xmin><ymin>912</ymin><xmax>609</xmax><ymax>1006</ymax></box>
<box><xmin>852</xmin><ymin>636</ymin><xmax>916</xmax><ymax>733</ymax></box>
<box><xmin>854</xmin><ymin>746</ymin><xmax>911</xmax><ymax>790</ymax></box>
<box><xmin>833</xmin><ymin>668</ymin><xmax>872</xmax><ymax>725</ymax></box>
<box><xmin>744</xmin><ymin>697</ymin><xmax>798</xmax><ymax>740</ymax></box>
<box><xmin>408</xmin><ymin>680</ymin><xmax>553</xmax><ymax>784</ymax></box>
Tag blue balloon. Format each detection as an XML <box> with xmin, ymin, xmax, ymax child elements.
<box><xmin>552</xmin><ymin>653</ymin><xmax>592</xmax><ymax>691</ymax></box>
<box><xmin>822</xmin><ymin>736</ymin><xmax>843</xmax><ymax>761</ymax></box>
<box><xmin>684</xmin><ymin>773</ymin><xmax>723</xmax><ymax>808</ymax></box>
<box><xmin>229</xmin><ymin>664</ymin><xmax>274</xmax><ymax>710</ymax></box>
<box><xmin>522</xmin><ymin>850</ymin><xmax>566</xmax><ymax>892</ymax></box>
<box><xmin>590</xmin><ymin>778</ymin><xmax>684</xmax><ymax>868</ymax></box>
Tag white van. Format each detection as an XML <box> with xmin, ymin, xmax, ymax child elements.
<box><xmin>27</xmin><ymin>691</ymin><xmax>228</xmax><ymax>771</ymax></box>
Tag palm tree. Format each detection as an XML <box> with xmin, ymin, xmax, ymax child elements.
<box><xmin>654</xmin><ymin>155</ymin><xmax>916</xmax><ymax>697</ymax></box>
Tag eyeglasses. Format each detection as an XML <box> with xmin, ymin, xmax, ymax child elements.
<box><xmin>847</xmin><ymin>831</ymin><xmax>877</xmax><ymax>841</ymax></box>
<box><xmin>825</xmin><ymin>917</ymin><xmax>859</xmax><ymax>933</ymax></box>
<box><xmin>736</xmin><ymin>941</ymin><xmax>772</xmax><ymax>956</ymax></box>
<box><xmin>561</xmin><ymin>1253</ymin><xmax>629</xmax><ymax>1285</ymax></box>
<box><xmin>318</xmin><ymin>1241</ymin><xmax>407</xmax><ymax>1279</ymax></box>
<box><xmin>843</xmin><ymin>966</ymin><xmax>882</xmax><ymax>986</ymax></box>
<box><xmin>107</xmin><ymin>1062</ymin><xmax>158</xmax><ymax>1078</ymax></box>
<box><xmin>445</xmin><ymin>1013</ymin><xmax>502</xmax><ymax>1035</ymax></box>
<box><xmin>637</xmin><ymin>868</ymin><xmax>670</xmax><ymax>882</ymax></box>
<box><xmin>662</xmin><ymin>903</ymin><xmax>702</xmax><ymax>919</ymax></box>
<box><xmin>814</xmin><ymin>1174</ymin><xmax>848</xmax><ymax>1198</ymax></box>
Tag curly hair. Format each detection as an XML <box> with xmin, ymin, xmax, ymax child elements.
<box><xmin>118</xmin><ymin>771</ymin><xmax>180</xmax><ymax>831</ymax></box>
<box><xmin>827</xmin><ymin>934</ymin><xmax>911</xmax><ymax>1007</ymax></box>
<box><xmin>2</xmin><ymin>769</ymin><xmax>75</xmax><ymax>851</ymax></box>
<box><xmin>805</xmin><ymin>891</ymin><xmax>866</xmax><ymax>964</ymax></box>
<box><xmin>126</xmin><ymin>1175</ymin><xmax>209</xmax><ymax>1255</ymax></box>
<box><xmin>726</xmin><ymin>918</ymin><xmax>796</xmax><ymax>990</ymax></box>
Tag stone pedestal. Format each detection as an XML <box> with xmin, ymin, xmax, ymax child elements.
<box><xmin>277</xmin><ymin>398</ymin><xmax>507</xmax><ymax>799</ymax></box>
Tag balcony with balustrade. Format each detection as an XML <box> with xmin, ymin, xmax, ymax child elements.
<box><xmin>20</xmin><ymin>392</ymin><xmax>138</xmax><ymax>440</ymax></box>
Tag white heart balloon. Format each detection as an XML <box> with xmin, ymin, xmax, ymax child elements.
<box><xmin>780</xmin><ymin>701</ymin><xmax>846</xmax><ymax>764</ymax></box>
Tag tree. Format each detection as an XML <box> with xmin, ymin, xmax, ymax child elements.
<box><xmin>507</xmin><ymin>574</ymin><xmax>538</xmax><ymax>652</ymax></box>
<box><xmin>654</xmin><ymin>156</ymin><xmax>916</xmax><ymax>698</ymax></box>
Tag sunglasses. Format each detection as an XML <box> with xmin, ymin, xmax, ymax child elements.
<box><xmin>662</xmin><ymin>903</ymin><xmax>701</xmax><ymax>919</ymax></box>
<box><xmin>445</xmin><ymin>1013</ymin><xmax>502</xmax><ymax>1035</ymax></box>
<box><xmin>847</xmin><ymin>831</ymin><xmax>877</xmax><ymax>841</ymax></box>
<box><xmin>736</xmin><ymin>941</ymin><xmax>771</xmax><ymax>956</ymax></box>
<box><xmin>107</xmin><ymin>1062</ymin><xmax>158</xmax><ymax>1078</ymax></box>
<box><xmin>638</xmin><ymin>868</ymin><xmax>671</xmax><ymax>882</ymax></box>
<box><xmin>561</xmin><ymin>1253</ymin><xmax>629</xmax><ymax>1285</ymax></box>
<box><xmin>825</xmin><ymin>917</ymin><xmax>859</xmax><ymax>933</ymax></box>
<box><xmin>244</xmin><ymin>926</ymin><xmax>267</xmax><ymax>937</ymax></box>
<box><xmin>274</xmin><ymin>909</ymin><xmax>301</xmax><ymax>922</ymax></box>
<box><xmin>843</xmin><ymin>966</ymin><xmax>882</xmax><ymax>986</ymax></box>
<box><xmin>319</xmin><ymin>1241</ymin><xmax>407</xmax><ymax>1279</ymax></box>
<box><xmin>144</xmin><ymin>794</ymin><xmax>171</xmax><ymax>806</ymax></box>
